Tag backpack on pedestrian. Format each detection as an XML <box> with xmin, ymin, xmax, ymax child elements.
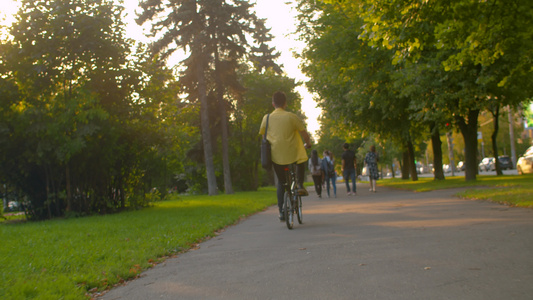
<box><xmin>324</xmin><ymin>158</ymin><xmax>335</xmax><ymax>177</ymax></box>
<box><xmin>311</xmin><ymin>163</ymin><xmax>322</xmax><ymax>176</ymax></box>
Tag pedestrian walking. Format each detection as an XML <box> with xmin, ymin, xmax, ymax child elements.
<box><xmin>322</xmin><ymin>150</ymin><xmax>337</xmax><ymax>198</ymax></box>
<box><xmin>341</xmin><ymin>143</ymin><xmax>357</xmax><ymax>195</ymax></box>
<box><xmin>308</xmin><ymin>150</ymin><xmax>323</xmax><ymax>198</ymax></box>
<box><xmin>365</xmin><ymin>145</ymin><xmax>379</xmax><ymax>192</ymax></box>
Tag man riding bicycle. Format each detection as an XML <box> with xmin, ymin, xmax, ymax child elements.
<box><xmin>259</xmin><ymin>91</ymin><xmax>312</xmax><ymax>221</ymax></box>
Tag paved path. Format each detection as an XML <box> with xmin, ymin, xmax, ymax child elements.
<box><xmin>100</xmin><ymin>183</ymin><xmax>533</xmax><ymax>300</ymax></box>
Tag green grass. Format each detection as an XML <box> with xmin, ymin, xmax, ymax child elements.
<box><xmin>379</xmin><ymin>174</ymin><xmax>533</xmax><ymax>208</ymax></box>
<box><xmin>0</xmin><ymin>188</ymin><xmax>277</xmax><ymax>300</ymax></box>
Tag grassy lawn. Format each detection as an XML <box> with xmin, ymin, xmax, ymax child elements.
<box><xmin>379</xmin><ymin>174</ymin><xmax>533</xmax><ymax>208</ymax></box>
<box><xmin>0</xmin><ymin>188</ymin><xmax>277</xmax><ymax>300</ymax></box>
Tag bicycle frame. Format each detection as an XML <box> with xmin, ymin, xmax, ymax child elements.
<box><xmin>283</xmin><ymin>164</ymin><xmax>297</xmax><ymax>195</ymax></box>
<box><xmin>283</xmin><ymin>163</ymin><xmax>302</xmax><ymax>229</ymax></box>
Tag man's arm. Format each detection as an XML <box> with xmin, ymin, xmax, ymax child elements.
<box><xmin>258</xmin><ymin>115</ymin><xmax>267</xmax><ymax>135</ymax></box>
<box><xmin>300</xmin><ymin>130</ymin><xmax>312</xmax><ymax>148</ymax></box>
<box><xmin>342</xmin><ymin>158</ymin><xmax>346</xmax><ymax>171</ymax></box>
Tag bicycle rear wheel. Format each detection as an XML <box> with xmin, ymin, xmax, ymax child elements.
<box><xmin>296</xmin><ymin>194</ymin><xmax>303</xmax><ymax>224</ymax></box>
<box><xmin>283</xmin><ymin>191</ymin><xmax>294</xmax><ymax>229</ymax></box>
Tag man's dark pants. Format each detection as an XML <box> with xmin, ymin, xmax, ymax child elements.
<box><xmin>343</xmin><ymin>168</ymin><xmax>356</xmax><ymax>193</ymax></box>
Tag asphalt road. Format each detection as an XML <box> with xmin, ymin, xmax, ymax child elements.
<box><xmin>100</xmin><ymin>182</ymin><xmax>533</xmax><ymax>300</ymax></box>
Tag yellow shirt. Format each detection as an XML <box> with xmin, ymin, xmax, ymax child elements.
<box><xmin>259</xmin><ymin>108</ymin><xmax>308</xmax><ymax>165</ymax></box>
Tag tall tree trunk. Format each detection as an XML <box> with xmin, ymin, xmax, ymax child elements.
<box><xmin>217</xmin><ymin>96</ymin><xmax>233</xmax><ymax>194</ymax></box>
<box><xmin>45</xmin><ymin>165</ymin><xmax>52</xmax><ymax>219</ymax></box>
<box><xmin>191</xmin><ymin>2</ymin><xmax>217</xmax><ymax>195</ymax></box>
<box><xmin>508</xmin><ymin>106</ymin><xmax>517</xmax><ymax>166</ymax></box>
<box><xmin>456</xmin><ymin>108</ymin><xmax>480</xmax><ymax>181</ymax></box>
<box><xmin>2</xmin><ymin>183</ymin><xmax>7</xmax><ymax>212</ymax></box>
<box><xmin>430</xmin><ymin>122</ymin><xmax>445</xmax><ymax>180</ymax></box>
<box><xmin>491</xmin><ymin>106</ymin><xmax>502</xmax><ymax>175</ymax></box>
<box><xmin>197</xmin><ymin>57</ymin><xmax>218</xmax><ymax>195</ymax></box>
<box><xmin>407</xmin><ymin>136</ymin><xmax>418</xmax><ymax>181</ymax></box>
<box><xmin>401</xmin><ymin>151</ymin><xmax>410</xmax><ymax>179</ymax></box>
<box><xmin>215</xmin><ymin>58</ymin><xmax>234</xmax><ymax>194</ymax></box>
<box><xmin>65</xmin><ymin>164</ymin><xmax>71</xmax><ymax>212</ymax></box>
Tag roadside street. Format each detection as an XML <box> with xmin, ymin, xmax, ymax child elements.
<box><xmin>417</xmin><ymin>169</ymin><xmax>519</xmax><ymax>178</ymax></box>
<box><xmin>101</xmin><ymin>183</ymin><xmax>533</xmax><ymax>300</ymax></box>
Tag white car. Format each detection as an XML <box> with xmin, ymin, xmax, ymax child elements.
<box><xmin>517</xmin><ymin>146</ymin><xmax>533</xmax><ymax>175</ymax></box>
<box><xmin>478</xmin><ymin>157</ymin><xmax>495</xmax><ymax>172</ymax></box>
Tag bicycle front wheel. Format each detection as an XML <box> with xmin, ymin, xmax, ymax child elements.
<box><xmin>296</xmin><ymin>194</ymin><xmax>303</xmax><ymax>224</ymax></box>
<box><xmin>283</xmin><ymin>191</ymin><xmax>294</xmax><ymax>229</ymax></box>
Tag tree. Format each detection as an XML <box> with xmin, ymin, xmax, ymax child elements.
<box><xmin>128</xmin><ymin>44</ymin><xmax>185</xmax><ymax>196</ymax></box>
<box><xmin>137</xmin><ymin>0</ymin><xmax>280</xmax><ymax>195</ymax></box>
<box><xmin>353</xmin><ymin>0</ymin><xmax>533</xmax><ymax>180</ymax></box>
<box><xmin>0</xmin><ymin>0</ymin><xmax>181</xmax><ymax>219</ymax></box>
<box><xmin>0</xmin><ymin>0</ymin><xmax>134</xmax><ymax>218</ymax></box>
<box><xmin>296</xmin><ymin>1</ymin><xmax>424</xmax><ymax>180</ymax></box>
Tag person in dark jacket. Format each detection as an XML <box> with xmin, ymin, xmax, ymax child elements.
<box><xmin>341</xmin><ymin>143</ymin><xmax>357</xmax><ymax>195</ymax></box>
<box><xmin>321</xmin><ymin>150</ymin><xmax>337</xmax><ymax>198</ymax></box>
<box><xmin>308</xmin><ymin>150</ymin><xmax>323</xmax><ymax>198</ymax></box>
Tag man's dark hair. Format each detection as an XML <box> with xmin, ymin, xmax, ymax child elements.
<box><xmin>343</xmin><ymin>143</ymin><xmax>349</xmax><ymax>150</ymax></box>
<box><xmin>272</xmin><ymin>91</ymin><xmax>287</xmax><ymax>108</ymax></box>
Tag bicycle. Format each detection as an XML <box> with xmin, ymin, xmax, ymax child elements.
<box><xmin>282</xmin><ymin>163</ymin><xmax>303</xmax><ymax>229</ymax></box>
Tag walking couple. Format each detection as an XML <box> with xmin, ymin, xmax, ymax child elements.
<box><xmin>308</xmin><ymin>149</ymin><xmax>337</xmax><ymax>198</ymax></box>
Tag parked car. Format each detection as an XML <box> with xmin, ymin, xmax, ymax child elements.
<box><xmin>416</xmin><ymin>162</ymin><xmax>423</xmax><ymax>174</ymax></box>
<box><xmin>456</xmin><ymin>161</ymin><xmax>465</xmax><ymax>171</ymax></box>
<box><xmin>416</xmin><ymin>162</ymin><xmax>431</xmax><ymax>174</ymax></box>
<box><xmin>478</xmin><ymin>157</ymin><xmax>494</xmax><ymax>172</ymax></box>
<box><xmin>517</xmin><ymin>146</ymin><xmax>533</xmax><ymax>175</ymax></box>
<box><xmin>7</xmin><ymin>201</ymin><xmax>21</xmax><ymax>211</ymax></box>
<box><xmin>497</xmin><ymin>155</ymin><xmax>513</xmax><ymax>170</ymax></box>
